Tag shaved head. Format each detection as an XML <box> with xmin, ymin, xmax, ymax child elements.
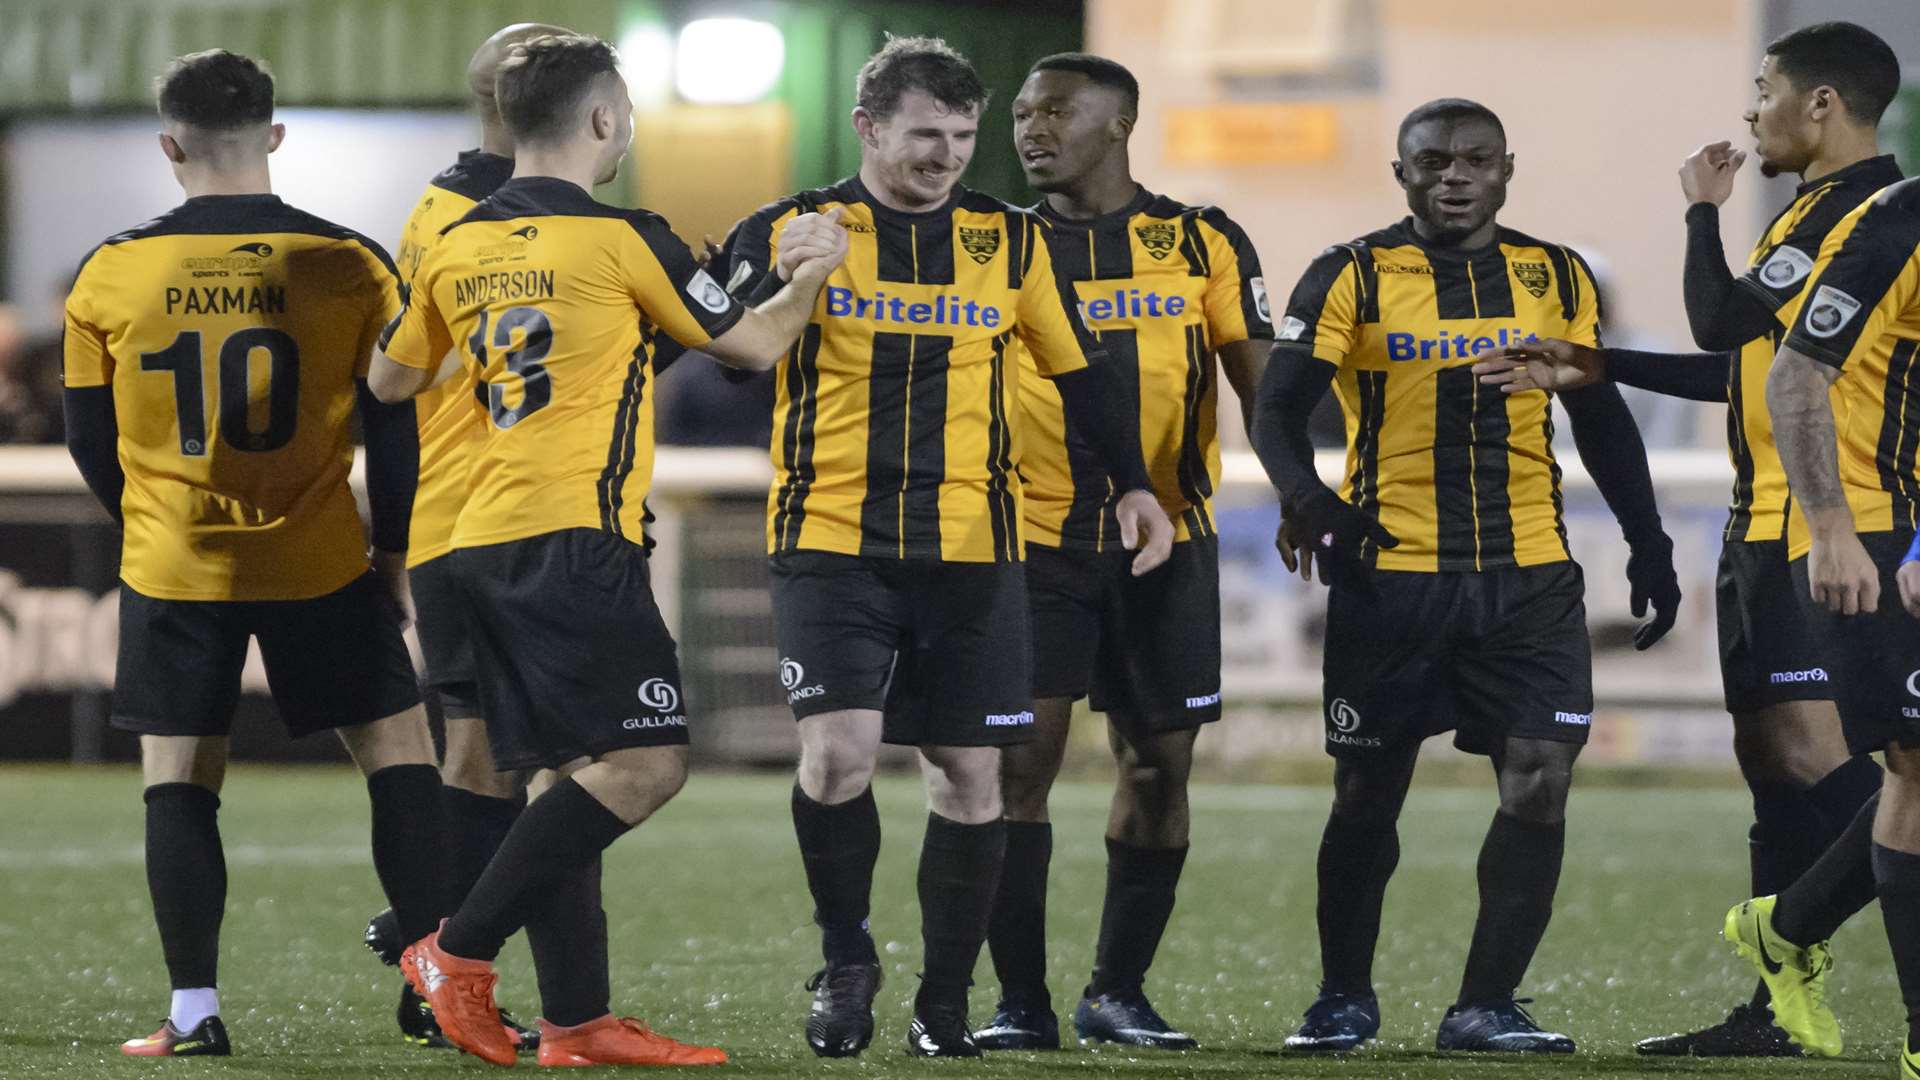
<box><xmin>468</xmin><ymin>22</ymin><xmax>572</xmax><ymax>116</ymax></box>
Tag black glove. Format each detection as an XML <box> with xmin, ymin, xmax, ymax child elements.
<box><xmin>1625</xmin><ymin>532</ymin><xmax>1681</xmax><ymax>650</ymax></box>
<box><xmin>1281</xmin><ymin>487</ymin><xmax>1399</xmax><ymax>564</ymax></box>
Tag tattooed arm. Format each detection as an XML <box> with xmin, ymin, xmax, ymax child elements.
<box><xmin>1767</xmin><ymin>344</ymin><xmax>1880</xmax><ymax>614</ymax></box>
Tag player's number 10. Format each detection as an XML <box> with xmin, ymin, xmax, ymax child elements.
<box><xmin>139</xmin><ymin>328</ymin><xmax>299</xmax><ymax>456</ymax></box>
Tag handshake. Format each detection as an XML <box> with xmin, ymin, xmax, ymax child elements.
<box><xmin>777</xmin><ymin>206</ymin><xmax>851</xmax><ymax>284</ymax></box>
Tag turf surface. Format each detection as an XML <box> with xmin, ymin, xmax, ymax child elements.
<box><xmin>0</xmin><ymin>766</ymin><xmax>1905</xmax><ymax>1076</ymax></box>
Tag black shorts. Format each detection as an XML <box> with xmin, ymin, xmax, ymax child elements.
<box><xmin>452</xmin><ymin>529</ymin><xmax>688</xmax><ymax>771</ymax></box>
<box><xmin>1717</xmin><ymin>538</ymin><xmax>1835</xmax><ymax>712</ymax></box>
<box><xmin>768</xmin><ymin>551</ymin><xmax>1033</xmax><ymax>747</ymax></box>
<box><xmin>112</xmin><ymin>573</ymin><xmax>421</xmax><ymax>739</ymax></box>
<box><xmin>1028</xmin><ymin>535</ymin><xmax>1221</xmax><ymax>732</ymax></box>
<box><xmin>1321</xmin><ymin>561</ymin><xmax>1594</xmax><ymax>759</ymax></box>
<box><xmin>409</xmin><ymin>553</ymin><xmax>479</xmax><ymax>715</ymax></box>
<box><xmin>1789</xmin><ymin>531</ymin><xmax>1920</xmax><ymax>755</ymax></box>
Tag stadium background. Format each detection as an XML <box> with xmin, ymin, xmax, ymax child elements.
<box><xmin>0</xmin><ymin>0</ymin><xmax>1917</xmax><ymax>773</ymax></box>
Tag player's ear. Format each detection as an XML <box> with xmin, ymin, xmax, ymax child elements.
<box><xmin>157</xmin><ymin>132</ymin><xmax>186</xmax><ymax>165</ymax></box>
<box><xmin>1390</xmin><ymin>159</ymin><xmax>1407</xmax><ymax>188</ymax></box>
<box><xmin>851</xmin><ymin>106</ymin><xmax>878</xmax><ymax>148</ymax></box>
<box><xmin>1501</xmin><ymin>152</ymin><xmax>1515</xmax><ymax>183</ymax></box>
<box><xmin>265</xmin><ymin>123</ymin><xmax>286</xmax><ymax>154</ymax></box>
<box><xmin>1808</xmin><ymin>84</ymin><xmax>1838</xmax><ymax>122</ymax></box>
<box><xmin>1111</xmin><ymin>112</ymin><xmax>1135</xmax><ymax>141</ymax></box>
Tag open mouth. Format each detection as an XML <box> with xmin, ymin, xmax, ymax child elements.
<box><xmin>1021</xmin><ymin>147</ymin><xmax>1056</xmax><ymax>167</ymax></box>
<box><xmin>1436</xmin><ymin>195</ymin><xmax>1476</xmax><ymax>212</ymax></box>
<box><xmin>913</xmin><ymin>166</ymin><xmax>952</xmax><ymax>185</ymax></box>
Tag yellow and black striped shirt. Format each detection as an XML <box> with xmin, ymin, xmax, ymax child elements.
<box><xmin>394</xmin><ymin>149</ymin><xmax>513</xmax><ymax>569</ymax></box>
<box><xmin>63</xmin><ymin>194</ymin><xmax>400</xmax><ymax>601</ymax></box>
<box><xmin>384</xmin><ymin>177</ymin><xmax>745</xmax><ymax>551</ymax></box>
<box><xmin>1724</xmin><ymin>154</ymin><xmax>1903</xmax><ymax>543</ymax></box>
<box><xmin>1017</xmin><ymin>187</ymin><xmax>1271</xmax><ymax>549</ymax></box>
<box><xmin>1274</xmin><ymin>219</ymin><xmax>1600</xmax><ymax>573</ymax></box>
<box><xmin>722</xmin><ymin>176</ymin><xmax>1101</xmax><ymax>563</ymax></box>
<box><xmin>1780</xmin><ymin>177</ymin><xmax>1920</xmax><ymax>554</ymax></box>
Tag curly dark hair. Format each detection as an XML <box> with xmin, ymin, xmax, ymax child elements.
<box><xmin>856</xmin><ymin>35</ymin><xmax>988</xmax><ymax>122</ymax></box>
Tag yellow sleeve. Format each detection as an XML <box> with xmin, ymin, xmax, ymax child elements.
<box><xmin>382</xmin><ymin>248</ymin><xmax>452</xmax><ymax>371</ymax></box>
<box><xmin>1275</xmin><ymin>246</ymin><xmax>1361</xmax><ymax>368</ymax></box>
<box><xmin>360</xmin><ymin>249</ymin><xmax>406</xmax><ymax>379</ymax></box>
<box><xmin>1197</xmin><ymin>210</ymin><xmax>1272</xmax><ymax>346</ymax></box>
<box><xmin>61</xmin><ymin>260</ymin><xmax>112</xmax><ymax>388</ymax></box>
<box><xmin>1016</xmin><ymin>215</ymin><xmax>1100</xmax><ymax>377</ymax></box>
<box><xmin>1782</xmin><ymin>198</ymin><xmax>1920</xmax><ymax>370</ymax></box>
<box><xmin>622</xmin><ymin>212</ymin><xmax>746</xmax><ymax>347</ymax></box>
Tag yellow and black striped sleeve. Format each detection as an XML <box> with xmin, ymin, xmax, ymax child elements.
<box><xmin>1565</xmin><ymin>249</ymin><xmax>1603</xmax><ymax>348</ymax></box>
<box><xmin>1197</xmin><ymin>209</ymin><xmax>1273</xmax><ymax>345</ymax></box>
<box><xmin>1016</xmin><ymin>213</ymin><xmax>1101</xmax><ymax>377</ymax></box>
<box><xmin>1273</xmin><ymin>245</ymin><xmax>1364</xmax><ymax>367</ymax></box>
<box><xmin>618</xmin><ymin>211</ymin><xmax>746</xmax><ymax>347</ymax></box>
<box><xmin>1739</xmin><ymin>185</ymin><xmax>1844</xmax><ymax>315</ymax></box>
<box><xmin>719</xmin><ymin>197</ymin><xmax>804</xmax><ymax>306</ymax></box>
<box><xmin>1783</xmin><ymin>189</ymin><xmax>1920</xmax><ymax>370</ymax></box>
<box><xmin>382</xmin><ymin>249</ymin><xmax>454</xmax><ymax>371</ymax></box>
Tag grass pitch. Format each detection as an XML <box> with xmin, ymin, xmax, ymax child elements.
<box><xmin>0</xmin><ymin>766</ymin><xmax>1905</xmax><ymax>1077</ymax></box>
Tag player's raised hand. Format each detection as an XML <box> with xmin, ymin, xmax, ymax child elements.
<box><xmin>1472</xmin><ymin>337</ymin><xmax>1605</xmax><ymax>394</ymax></box>
<box><xmin>1679</xmin><ymin>141</ymin><xmax>1746</xmax><ymax>207</ymax></box>
<box><xmin>1116</xmin><ymin>488</ymin><xmax>1175</xmax><ymax>576</ymax></box>
<box><xmin>692</xmin><ymin>233</ymin><xmax>725</xmax><ymax>269</ymax></box>
<box><xmin>779</xmin><ymin>207</ymin><xmax>848</xmax><ymax>281</ymax></box>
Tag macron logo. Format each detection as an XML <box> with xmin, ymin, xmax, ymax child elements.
<box><xmin>984</xmin><ymin>711</ymin><xmax>1035</xmax><ymax>727</ymax></box>
<box><xmin>1185</xmin><ymin>691</ymin><xmax>1222</xmax><ymax>709</ymax></box>
<box><xmin>1553</xmin><ymin>711</ymin><xmax>1592</xmax><ymax>726</ymax></box>
<box><xmin>1770</xmin><ymin>668</ymin><xmax>1829</xmax><ymax>684</ymax></box>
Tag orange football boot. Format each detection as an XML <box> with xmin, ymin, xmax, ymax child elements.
<box><xmin>399</xmin><ymin>925</ymin><xmax>515</xmax><ymax>1066</ymax></box>
<box><xmin>536</xmin><ymin>1015</ymin><xmax>728</xmax><ymax>1067</ymax></box>
<box><xmin>121</xmin><ymin>1016</ymin><xmax>230</xmax><ymax>1057</ymax></box>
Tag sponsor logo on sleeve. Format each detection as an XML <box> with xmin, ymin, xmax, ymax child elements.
<box><xmin>1278</xmin><ymin>315</ymin><xmax>1307</xmax><ymax>342</ymax></box>
<box><xmin>686</xmin><ymin>268</ymin><xmax>733</xmax><ymax>314</ymax></box>
<box><xmin>1250</xmin><ymin>276</ymin><xmax>1271</xmax><ymax>323</ymax></box>
<box><xmin>726</xmin><ymin>259</ymin><xmax>755</xmax><ymax>293</ymax></box>
<box><xmin>1759</xmin><ymin>246</ymin><xmax>1814</xmax><ymax>289</ymax></box>
<box><xmin>1803</xmin><ymin>284</ymin><xmax>1861</xmax><ymax>339</ymax></box>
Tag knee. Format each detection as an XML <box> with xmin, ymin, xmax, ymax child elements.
<box><xmin>1498</xmin><ymin>759</ymin><xmax>1574</xmax><ymax>824</ymax></box>
<box><xmin>441</xmin><ymin>721</ymin><xmax>516</xmax><ymax>799</ymax></box>
<box><xmin>1110</xmin><ymin>729</ymin><xmax>1194</xmax><ymax>803</ymax></box>
<box><xmin>1000</xmin><ymin>745</ymin><xmax>1058</xmax><ymax>819</ymax></box>
<box><xmin>800</xmin><ymin>741</ymin><xmax>876</xmax><ymax>803</ymax></box>
<box><xmin>928</xmin><ymin>751</ymin><xmax>1003</xmax><ymax>822</ymax></box>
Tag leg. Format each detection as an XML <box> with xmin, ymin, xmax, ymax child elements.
<box><xmin>987</xmin><ymin>696</ymin><xmax>1072</xmax><ymax>1009</ymax></box>
<box><xmin>1873</xmin><ymin>745</ymin><xmax>1920</xmax><ymax>1052</ymax></box>
<box><xmin>141</xmin><ymin>735</ymin><xmax>231</xmax><ymax>1032</ymax></box>
<box><xmin>792</xmin><ymin>709</ymin><xmax>886</xmax><ymax>967</ymax></box>
<box><xmin>1455</xmin><ymin>735</ymin><xmax>1579</xmax><ymax>1006</ymax></box>
<box><xmin>1085</xmin><ymin>722</ymin><xmax>1198</xmax><ymax>1000</ymax></box>
<box><xmin>337</xmin><ymin>704</ymin><xmax>450</xmax><ymax>946</ymax></box>
<box><xmin>440</xmin><ymin>710</ymin><xmax>525</xmax><ymax>908</ymax></box>
<box><xmin>1317</xmin><ymin>744</ymin><xmax>1420</xmax><ymax>995</ymax></box>
<box><xmin>915</xmin><ymin>742</ymin><xmax>1009</xmax><ymax>1016</ymax></box>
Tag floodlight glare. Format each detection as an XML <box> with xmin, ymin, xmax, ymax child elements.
<box><xmin>617</xmin><ymin>24</ymin><xmax>675</xmax><ymax>108</ymax></box>
<box><xmin>674</xmin><ymin>18</ymin><xmax>784</xmax><ymax>105</ymax></box>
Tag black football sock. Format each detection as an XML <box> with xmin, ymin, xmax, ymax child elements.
<box><xmin>915</xmin><ymin>813</ymin><xmax>1006</xmax><ymax>1012</ymax></box>
<box><xmin>1314</xmin><ymin>815</ymin><xmax>1400</xmax><ymax>996</ymax></box>
<box><xmin>1773</xmin><ymin>791</ymin><xmax>1880</xmax><ymax>947</ymax></box>
<box><xmin>144</xmin><ymin>783</ymin><xmax>226</xmax><ymax>990</ymax></box>
<box><xmin>1458</xmin><ymin>812</ymin><xmax>1564</xmax><ymax>1005</ymax></box>
<box><xmin>1087</xmin><ymin>839</ymin><xmax>1188</xmax><ymax>998</ymax></box>
<box><xmin>1875</xmin><ymin>844</ymin><xmax>1920</xmax><ymax>1049</ymax></box>
<box><xmin>525</xmin><ymin>856</ymin><xmax>611</xmax><ymax>1027</ymax></box>
<box><xmin>986</xmin><ymin>821</ymin><xmax>1053</xmax><ymax>1006</ymax></box>
<box><xmin>439</xmin><ymin>777</ymin><xmax>630</xmax><ymax>962</ymax></box>
<box><xmin>1804</xmin><ymin>755</ymin><xmax>1883</xmax><ymax>833</ymax></box>
<box><xmin>791</xmin><ymin>783</ymin><xmax>881</xmax><ymax>966</ymax></box>
<box><xmin>444</xmin><ymin>786</ymin><xmax>523</xmax><ymax>910</ymax></box>
<box><xmin>1746</xmin><ymin>783</ymin><xmax>1817</xmax><ymax>1009</ymax></box>
<box><xmin>366</xmin><ymin>764</ymin><xmax>453</xmax><ymax>944</ymax></box>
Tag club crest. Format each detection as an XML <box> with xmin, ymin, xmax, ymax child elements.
<box><xmin>1135</xmin><ymin>222</ymin><xmax>1178</xmax><ymax>260</ymax></box>
<box><xmin>1512</xmin><ymin>261</ymin><xmax>1550</xmax><ymax>299</ymax></box>
<box><xmin>959</xmin><ymin>226</ymin><xmax>1000</xmax><ymax>264</ymax></box>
